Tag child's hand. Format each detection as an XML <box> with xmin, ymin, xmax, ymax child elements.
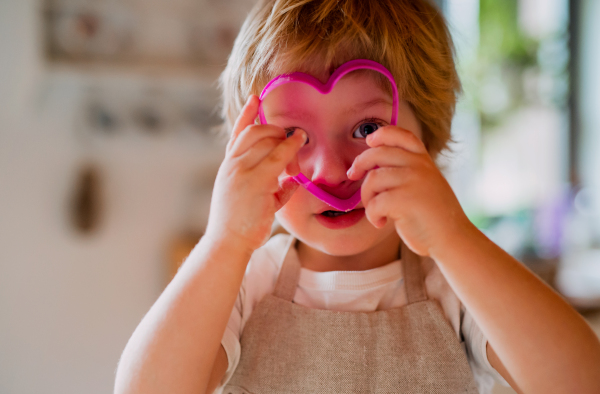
<box><xmin>347</xmin><ymin>126</ymin><xmax>471</xmax><ymax>257</ymax></box>
<box><xmin>205</xmin><ymin>95</ymin><xmax>307</xmax><ymax>252</ymax></box>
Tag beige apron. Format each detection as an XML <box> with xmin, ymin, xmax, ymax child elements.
<box><xmin>224</xmin><ymin>237</ymin><xmax>479</xmax><ymax>393</ymax></box>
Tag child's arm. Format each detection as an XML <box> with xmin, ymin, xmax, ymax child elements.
<box><xmin>114</xmin><ymin>96</ymin><xmax>306</xmax><ymax>394</ymax></box>
<box><xmin>348</xmin><ymin>125</ymin><xmax>600</xmax><ymax>393</ymax></box>
<box><xmin>113</xmin><ymin>236</ymin><xmax>251</xmax><ymax>394</ymax></box>
<box><xmin>206</xmin><ymin>346</ymin><xmax>229</xmax><ymax>393</ymax></box>
<box><xmin>431</xmin><ymin>223</ymin><xmax>600</xmax><ymax>393</ymax></box>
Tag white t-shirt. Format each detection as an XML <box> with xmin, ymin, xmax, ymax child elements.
<box><xmin>214</xmin><ymin>234</ymin><xmax>509</xmax><ymax>393</ymax></box>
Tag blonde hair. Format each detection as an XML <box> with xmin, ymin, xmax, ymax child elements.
<box><xmin>219</xmin><ymin>0</ymin><xmax>461</xmax><ymax>159</ymax></box>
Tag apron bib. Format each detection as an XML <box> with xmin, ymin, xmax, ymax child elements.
<box><xmin>224</xmin><ymin>237</ymin><xmax>478</xmax><ymax>393</ymax></box>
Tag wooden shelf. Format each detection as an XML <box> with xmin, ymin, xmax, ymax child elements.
<box><xmin>45</xmin><ymin>59</ymin><xmax>225</xmax><ymax>81</ymax></box>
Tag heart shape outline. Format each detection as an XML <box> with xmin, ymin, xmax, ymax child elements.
<box><xmin>258</xmin><ymin>59</ymin><xmax>399</xmax><ymax>212</ymax></box>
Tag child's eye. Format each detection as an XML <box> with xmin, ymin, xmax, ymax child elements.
<box><xmin>352</xmin><ymin>122</ymin><xmax>380</xmax><ymax>138</ymax></box>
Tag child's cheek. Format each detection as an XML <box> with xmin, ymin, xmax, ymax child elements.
<box><xmin>275</xmin><ymin>188</ymin><xmax>311</xmax><ymax>232</ymax></box>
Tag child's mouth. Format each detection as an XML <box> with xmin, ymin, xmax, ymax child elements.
<box><xmin>316</xmin><ymin>208</ymin><xmax>365</xmax><ymax>229</ymax></box>
<box><xmin>320</xmin><ymin>210</ymin><xmax>348</xmax><ymax>218</ymax></box>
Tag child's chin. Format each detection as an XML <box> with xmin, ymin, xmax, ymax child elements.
<box><xmin>275</xmin><ymin>213</ymin><xmax>395</xmax><ymax>256</ymax></box>
<box><xmin>300</xmin><ymin>228</ymin><xmax>387</xmax><ymax>257</ymax></box>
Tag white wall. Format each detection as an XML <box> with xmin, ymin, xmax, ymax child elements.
<box><xmin>0</xmin><ymin>2</ymin><xmax>222</xmax><ymax>393</ymax></box>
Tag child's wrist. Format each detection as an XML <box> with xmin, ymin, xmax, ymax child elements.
<box><xmin>429</xmin><ymin>219</ymin><xmax>480</xmax><ymax>261</ymax></box>
<box><xmin>202</xmin><ymin>227</ymin><xmax>258</xmax><ymax>258</ymax></box>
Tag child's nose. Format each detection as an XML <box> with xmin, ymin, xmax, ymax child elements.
<box><xmin>307</xmin><ymin>143</ymin><xmax>355</xmax><ymax>189</ymax></box>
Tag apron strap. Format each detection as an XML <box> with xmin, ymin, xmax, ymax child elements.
<box><xmin>400</xmin><ymin>240</ymin><xmax>428</xmax><ymax>304</ymax></box>
<box><xmin>273</xmin><ymin>236</ymin><xmax>301</xmax><ymax>301</ymax></box>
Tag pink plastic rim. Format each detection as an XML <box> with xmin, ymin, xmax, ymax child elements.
<box><xmin>258</xmin><ymin>59</ymin><xmax>399</xmax><ymax>212</ymax></box>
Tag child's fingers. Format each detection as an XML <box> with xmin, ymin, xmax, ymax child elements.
<box><xmin>284</xmin><ymin>153</ymin><xmax>301</xmax><ymax>177</ymax></box>
<box><xmin>236</xmin><ymin>137</ymin><xmax>283</xmax><ymax>169</ymax></box>
<box><xmin>361</xmin><ymin>167</ymin><xmax>411</xmax><ymax>207</ymax></box>
<box><xmin>365</xmin><ymin>188</ymin><xmax>400</xmax><ymax>229</ymax></box>
<box><xmin>229</xmin><ymin>124</ymin><xmax>286</xmax><ymax>158</ymax></box>
<box><xmin>347</xmin><ymin>146</ymin><xmax>421</xmax><ymax>180</ymax></box>
<box><xmin>366</xmin><ymin>126</ymin><xmax>428</xmax><ymax>154</ymax></box>
<box><xmin>256</xmin><ymin>129</ymin><xmax>307</xmax><ymax>178</ymax></box>
<box><xmin>227</xmin><ymin>95</ymin><xmax>260</xmax><ymax>151</ymax></box>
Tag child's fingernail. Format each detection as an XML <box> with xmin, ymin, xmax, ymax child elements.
<box><xmin>296</xmin><ymin>129</ymin><xmax>308</xmax><ymax>146</ymax></box>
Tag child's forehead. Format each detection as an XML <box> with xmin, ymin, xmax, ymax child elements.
<box><xmin>265</xmin><ymin>65</ymin><xmax>395</xmax><ymax>98</ymax></box>
<box><xmin>286</xmin><ymin>60</ymin><xmax>386</xmax><ymax>80</ymax></box>
<box><xmin>261</xmin><ymin>69</ymin><xmax>394</xmax><ymax>125</ymax></box>
<box><xmin>268</xmin><ymin>71</ymin><xmax>391</xmax><ymax>104</ymax></box>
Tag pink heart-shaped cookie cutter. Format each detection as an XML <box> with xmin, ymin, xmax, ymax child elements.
<box><xmin>258</xmin><ymin>59</ymin><xmax>399</xmax><ymax>212</ymax></box>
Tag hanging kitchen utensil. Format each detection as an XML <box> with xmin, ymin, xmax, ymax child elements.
<box><xmin>70</xmin><ymin>163</ymin><xmax>102</xmax><ymax>234</ymax></box>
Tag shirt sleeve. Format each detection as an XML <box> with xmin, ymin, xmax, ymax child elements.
<box><xmin>213</xmin><ymin>276</ymin><xmax>245</xmax><ymax>392</ymax></box>
<box><xmin>422</xmin><ymin>257</ymin><xmax>511</xmax><ymax>392</ymax></box>
<box><xmin>218</xmin><ymin>325</ymin><xmax>241</xmax><ymax>389</ymax></box>
<box><xmin>461</xmin><ymin>304</ymin><xmax>511</xmax><ymax>388</ymax></box>
<box><xmin>211</xmin><ymin>234</ymin><xmax>287</xmax><ymax>392</ymax></box>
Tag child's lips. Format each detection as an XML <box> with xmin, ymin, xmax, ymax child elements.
<box><xmin>315</xmin><ymin>208</ymin><xmax>366</xmax><ymax>229</ymax></box>
<box><xmin>315</xmin><ymin>203</ymin><xmax>364</xmax><ymax>215</ymax></box>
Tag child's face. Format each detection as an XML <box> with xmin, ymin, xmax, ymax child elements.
<box><xmin>264</xmin><ymin>70</ymin><xmax>423</xmax><ymax>256</ymax></box>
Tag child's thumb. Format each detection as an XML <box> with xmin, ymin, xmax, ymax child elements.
<box><xmin>284</xmin><ymin>130</ymin><xmax>304</xmax><ymax>176</ymax></box>
<box><xmin>228</xmin><ymin>95</ymin><xmax>259</xmax><ymax>150</ymax></box>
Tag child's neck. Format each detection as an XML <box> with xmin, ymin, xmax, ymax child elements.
<box><xmin>296</xmin><ymin>232</ymin><xmax>401</xmax><ymax>272</ymax></box>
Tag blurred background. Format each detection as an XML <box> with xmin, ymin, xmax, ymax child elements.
<box><xmin>0</xmin><ymin>0</ymin><xmax>599</xmax><ymax>393</ymax></box>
